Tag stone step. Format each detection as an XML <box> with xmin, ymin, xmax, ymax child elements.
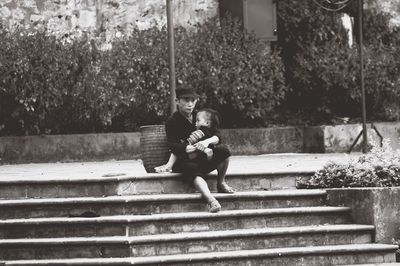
<box><xmin>0</xmin><ymin>206</ymin><xmax>351</xmax><ymax>239</ymax></box>
<box><xmin>0</xmin><ymin>190</ymin><xmax>327</xmax><ymax>219</ymax></box>
<box><xmin>342</xmin><ymin>262</ymin><xmax>400</xmax><ymax>266</ymax></box>
<box><xmin>0</xmin><ymin>224</ymin><xmax>374</xmax><ymax>260</ymax></box>
<box><xmin>2</xmin><ymin>244</ymin><xmax>397</xmax><ymax>265</ymax></box>
<box><xmin>0</xmin><ymin>172</ymin><xmax>312</xmax><ymax>199</ymax></box>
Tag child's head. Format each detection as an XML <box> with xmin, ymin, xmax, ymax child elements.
<box><xmin>196</xmin><ymin>108</ymin><xmax>220</xmax><ymax>129</ymax></box>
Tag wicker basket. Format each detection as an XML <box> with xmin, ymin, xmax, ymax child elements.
<box><xmin>140</xmin><ymin>125</ymin><xmax>170</xmax><ymax>173</ymax></box>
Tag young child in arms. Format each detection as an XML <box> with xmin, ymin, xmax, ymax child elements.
<box><xmin>155</xmin><ymin>108</ymin><xmax>220</xmax><ymax>173</ymax></box>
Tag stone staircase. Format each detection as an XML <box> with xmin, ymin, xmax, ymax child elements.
<box><xmin>0</xmin><ymin>171</ymin><xmax>398</xmax><ymax>265</ymax></box>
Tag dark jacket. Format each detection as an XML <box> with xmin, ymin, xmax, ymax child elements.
<box><xmin>165</xmin><ymin>111</ymin><xmax>220</xmax><ymax>159</ymax></box>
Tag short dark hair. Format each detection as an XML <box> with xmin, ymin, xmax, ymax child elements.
<box><xmin>197</xmin><ymin>108</ymin><xmax>220</xmax><ymax>129</ymax></box>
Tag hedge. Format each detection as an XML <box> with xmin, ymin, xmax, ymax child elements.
<box><xmin>1</xmin><ymin>0</ymin><xmax>400</xmax><ymax>135</ymax></box>
<box><xmin>0</xmin><ymin>17</ymin><xmax>287</xmax><ymax>135</ymax></box>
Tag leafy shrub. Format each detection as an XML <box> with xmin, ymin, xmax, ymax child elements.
<box><xmin>298</xmin><ymin>140</ymin><xmax>400</xmax><ymax>188</ymax></box>
<box><xmin>0</xmin><ymin>16</ymin><xmax>287</xmax><ymax>135</ymax></box>
<box><xmin>176</xmin><ymin>16</ymin><xmax>288</xmax><ymax>128</ymax></box>
<box><xmin>276</xmin><ymin>0</ymin><xmax>400</xmax><ymax>123</ymax></box>
<box><xmin>1</xmin><ymin>2</ymin><xmax>400</xmax><ymax>136</ymax></box>
<box><xmin>0</xmin><ymin>30</ymin><xmax>98</xmax><ymax>135</ymax></box>
<box><xmin>93</xmin><ymin>27</ymin><xmax>171</xmax><ymax>132</ymax></box>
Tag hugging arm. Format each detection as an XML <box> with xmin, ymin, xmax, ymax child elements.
<box><xmin>194</xmin><ymin>136</ymin><xmax>219</xmax><ymax>151</ymax></box>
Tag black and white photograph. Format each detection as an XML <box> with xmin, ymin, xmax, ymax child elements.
<box><xmin>0</xmin><ymin>0</ymin><xmax>400</xmax><ymax>265</ymax></box>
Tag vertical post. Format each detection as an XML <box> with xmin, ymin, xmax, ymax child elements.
<box><xmin>358</xmin><ymin>0</ymin><xmax>367</xmax><ymax>153</ymax></box>
<box><xmin>166</xmin><ymin>0</ymin><xmax>177</xmax><ymax>114</ymax></box>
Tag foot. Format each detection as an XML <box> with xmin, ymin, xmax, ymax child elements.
<box><xmin>204</xmin><ymin>148</ymin><xmax>213</xmax><ymax>160</ymax></box>
<box><xmin>154</xmin><ymin>164</ymin><xmax>172</xmax><ymax>173</ymax></box>
<box><xmin>208</xmin><ymin>199</ymin><xmax>221</xmax><ymax>213</ymax></box>
<box><xmin>217</xmin><ymin>183</ymin><xmax>235</xmax><ymax>193</ymax></box>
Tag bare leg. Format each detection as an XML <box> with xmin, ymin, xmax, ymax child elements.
<box><xmin>216</xmin><ymin>158</ymin><xmax>235</xmax><ymax>193</ymax></box>
<box><xmin>193</xmin><ymin>176</ymin><xmax>221</xmax><ymax>212</ymax></box>
<box><xmin>193</xmin><ymin>176</ymin><xmax>215</xmax><ymax>203</ymax></box>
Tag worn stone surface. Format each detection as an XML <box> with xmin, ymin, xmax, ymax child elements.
<box><xmin>366</xmin><ymin>0</ymin><xmax>400</xmax><ymax>27</ymax></box>
<box><xmin>221</xmin><ymin>127</ymin><xmax>304</xmax><ymax>155</ymax></box>
<box><xmin>0</xmin><ymin>132</ymin><xmax>141</xmax><ymax>163</ymax></box>
<box><xmin>2</xmin><ymin>122</ymin><xmax>398</xmax><ymax>163</ymax></box>
<box><xmin>327</xmin><ymin>187</ymin><xmax>400</xmax><ymax>244</ymax></box>
<box><xmin>0</xmin><ymin>0</ymin><xmax>218</xmax><ymax>41</ymax></box>
<box><xmin>0</xmin><ymin>0</ymin><xmax>398</xmax><ymax>45</ymax></box>
<box><xmin>0</xmin><ymin>191</ymin><xmax>327</xmax><ymax>219</ymax></box>
<box><xmin>0</xmin><ymin>127</ymin><xmax>305</xmax><ymax>163</ymax></box>
<box><xmin>0</xmin><ymin>228</ymin><xmax>373</xmax><ymax>260</ymax></box>
<box><xmin>304</xmin><ymin>122</ymin><xmax>400</xmax><ymax>153</ymax></box>
<box><xmin>0</xmin><ymin>172</ymin><xmax>312</xmax><ymax>199</ymax></box>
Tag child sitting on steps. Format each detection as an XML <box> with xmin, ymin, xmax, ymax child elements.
<box><xmin>155</xmin><ymin>108</ymin><xmax>220</xmax><ymax>173</ymax></box>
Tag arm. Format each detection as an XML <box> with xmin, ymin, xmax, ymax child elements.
<box><xmin>201</xmin><ymin>135</ymin><xmax>220</xmax><ymax>146</ymax></box>
<box><xmin>194</xmin><ymin>135</ymin><xmax>219</xmax><ymax>152</ymax></box>
<box><xmin>187</xmin><ymin>129</ymin><xmax>205</xmax><ymax>145</ymax></box>
<box><xmin>165</xmin><ymin>114</ymin><xmax>198</xmax><ymax>156</ymax></box>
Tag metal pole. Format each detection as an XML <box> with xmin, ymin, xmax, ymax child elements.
<box><xmin>166</xmin><ymin>0</ymin><xmax>177</xmax><ymax>114</ymax></box>
<box><xmin>358</xmin><ymin>0</ymin><xmax>367</xmax><ymax>153</ymax></box>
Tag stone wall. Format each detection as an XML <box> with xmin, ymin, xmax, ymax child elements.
<box><xmin>304</xmin><ymin>122</ymin><xmax>400</xmax><ymax>153</ymax></box>
<box><xmin>0</xmin><ymin>126</ymin><xmax>304</xmax><ymax>164</ymax></box>
<box><xmin>1</xmin><ymin>122</ymin><xmax>399</xmax><ymax>164</ymax></box>
<box><xmin>1</xmin><ymin>0</ymin><xmax>399</xmax><ymax>42</ymax></box>
<box><xmin>327</xmin><ymin>188</ymin><xmax>400</xmax><ymax>244</ymax></box>
<box><xmin>366</xmin><ymin>0</ymin><xmax>400</xmax><ymax>27</ymax></box>
<box><xmin>0</xmin><ymin>0</ymin><xmax>218</xmax><ymax>42</ymax></box>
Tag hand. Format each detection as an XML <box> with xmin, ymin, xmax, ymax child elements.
<box><xmin>204</xmin><ymin>148</ymin><xmax>213</xmax><ymax>160</ymax></box>
<box><xmin>186</xmin><ymin>145</ymin><xmax>196</xmax><ymax>153</ymax></box>
<box><xmin>194</xmin><ymin>141</ymin><xmax>207</xmax><ymax>152</ymax></box>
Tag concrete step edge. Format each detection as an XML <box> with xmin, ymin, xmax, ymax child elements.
<box><xmin>0</xmin><ymin>190</ymin><xmax>327</xmax><ymax>206</ymax></box>
<box><xmin>341</xmin><ymin>262</ymin><xmax>400</xmax><ymax>266</ymax></box>
<box><xmin>0</xmin><ymin>224</ymin><xmax>375</xmax><ymax>245</ymax></box>
<box><xmin>0</xmin><ymin>206</ymin><xmax>351</xmax><ymax>225</ymax></box>
<box><xmin>0</xmin><ymin>171</ymin><xmax>313</xmax><ymax>184</ymax></box>
<box><xmin>3</xmin><ymin>244</ymin><xmax>398</xmax><ymax>265</ymax></box>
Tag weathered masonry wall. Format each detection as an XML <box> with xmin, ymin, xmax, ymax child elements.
<box><xmin>1</xmin><ymin>122</ymin><xmax>400</xmax><ymax>164</ymax></box>
<box><xmin>0</xmin><ymin>0</ymin><xmax>218</xmax><ymax>41</ymax></box>
<box><xmin>366</xmin><ymin>0</ymin><xmax>400</xmax><ymax>27</ymax></box>
<box><xmin>1</xmin><ymin>0</ymin><xmax>399</xmax><ymax>41</ymax></box>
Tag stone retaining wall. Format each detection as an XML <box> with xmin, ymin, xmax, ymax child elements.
<box><xmin>0</xmin><ymin>0</ymin><xmax>399</xmax><ymax>43</ymax></box>
<box><xmin>327</xmin><ymin>187</ymin><xmax>400</xmax><ymax>244</ymax></box>
<box><xmin>304</xmin><ymin>122</ymin><xmax>400</xmax><ymax>153</ymax></box>
<box><xmin>0</xmin><ymin>126</ymin><xmax>304</xmax><ymax>164</ymax></box>
<box><xmin>0</xmin><ymin>122</ymin><xmax>399</xmax><ymax>164</ymax></box>
<box><xmin>0</xmin><ymin>0</ymin><xmax>218</xmax><ymax>43</ymax></box>
<box><xmin>0</xmin><ymin>132</ymin><xmax>141</xmax><ymax>164</ymax></box>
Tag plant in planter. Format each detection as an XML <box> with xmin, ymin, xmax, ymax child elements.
<box><xmin>298</xmin><ymin>139</ymin><xmax>400</xmax><ymax>188</ymax></box>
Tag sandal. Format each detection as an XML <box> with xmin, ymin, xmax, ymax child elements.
<box><xmin>154</xmin><ymin>164</ymin><xmax>172</xmax><ymax>173</ymax></box>
<box><xmin>217</xmin><ymin>183</ymin><xmax>235</xmax><ymax>194</ymax></box>
<box><xmin>208</xmin><ymin>200</ymin><xmax>221</xmax><ymax>213</ymax></box>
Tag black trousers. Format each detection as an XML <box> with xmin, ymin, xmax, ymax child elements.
<box><xmin>172</xmin><ymin>145</ymin><xmax>231</xmax><ymax>181</ymax></box>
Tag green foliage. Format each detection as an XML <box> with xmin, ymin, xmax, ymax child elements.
<box><xmin>0</xmin><ymin>16</ymin><xmax>287</xmax><ymax>135</ymax></box>
<box><xmin>299</xmin><ymin>140</ymin><xmax>400</xmax><ymax>188</ymax></box>
<box><xmin>277</xmin><ymin>0</ymin><xmax>400</xmax><ymax>123</ymax></box>
<box><xmin>176</xmin><ymin>16</ymin><xmax>287</xmax><ymax>128</ymax></box>
<box><xmin>0</xmin><ymin>30</ymin><xmax>102</xmax><ymax>135</ymax></box>
<box><xmin>1</xmin><ymin>2</ymin><xmax>400</xmax><ymax>135</ymax></box>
